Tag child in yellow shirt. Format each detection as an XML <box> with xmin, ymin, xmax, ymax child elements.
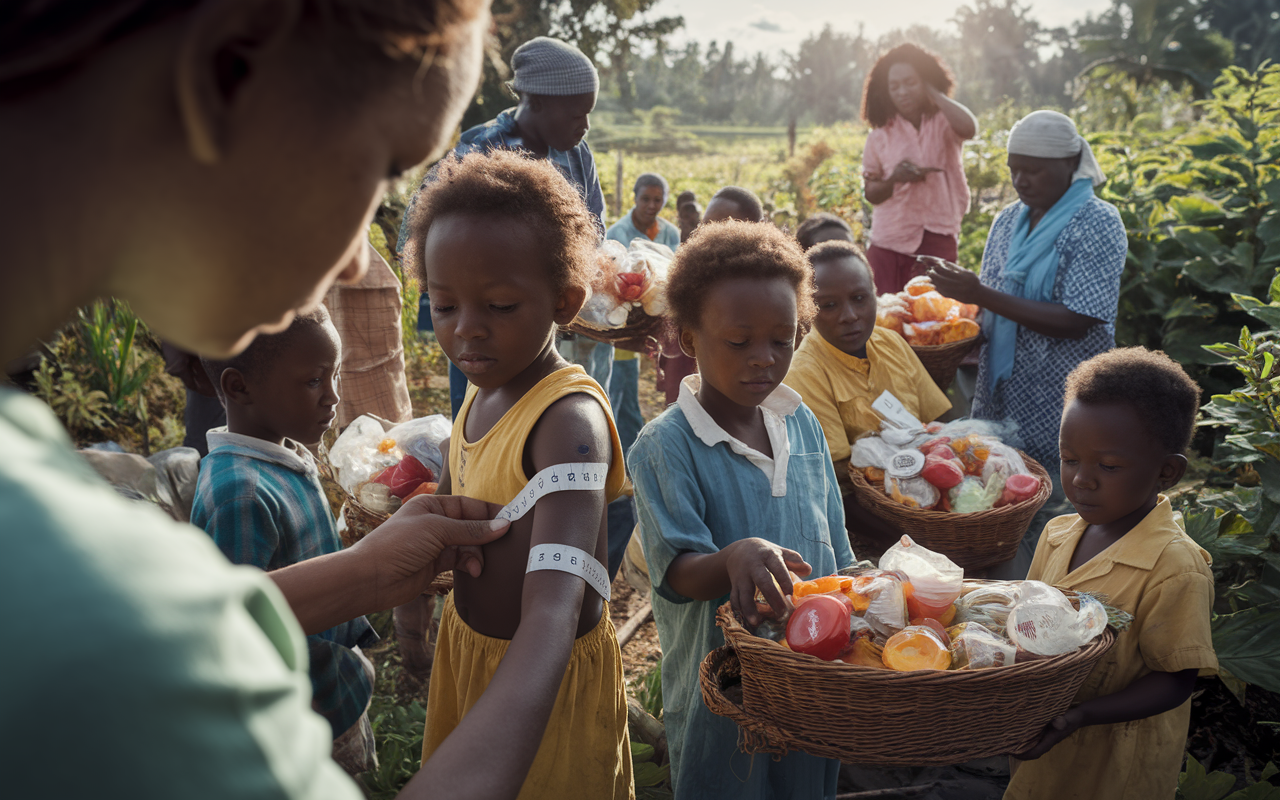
<box><xmin>785</xmin><ymin>240</ymin><xmax>949</xmax><ymax>552</ymax></box>
<box><xmin>1005</xmin><ymin>347</ymin><xmax>1216</xmax><ymax>800</ymax></box>
<box><xmin>402</xmin><ymin>150</ymin><xmax>632</xmax><ymax>799</ymax></box>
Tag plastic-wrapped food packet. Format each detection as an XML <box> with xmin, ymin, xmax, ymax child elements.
<box><xmin>384</xmin><ymin>415</ymin><xmax>451</xmax><ymax>478</ymax></box>
<box><xmin>330</xmin><ymin>415</ymin><xmax>403</xmax><ymax>493</ymax></box>
<box><xmin>885</xmin><ymin>475</ymin><xmax>940</xmax><ymax>509</ymax></box>
<box><xmin>850</xmin><ymin>435</ymin><xmax>896</xmax><ymax>469</ymax></box>
<box><xmin>848</xmin><ymin>571</ymin><xmax>909</xmax><ymax>641</ymax></box>
<box><xmin>953</xmin><ymin>582</ymin><xmax>1021</xmax><ymax>636</ymax></box>
<box><xmin>947</xmin><ymin>621</ymin><xmax>1017</xmax><ymax>670</ymax></box>
<box><xmin>1007</xmin><ymin>581</ymin><xmax>1108</xmax><ymax>656</ymax></box>
<box><xmin>948</xmin><ymin>475</ymin><xmax>1003</xmax><ymax>513</ymax></box>
<box><xmin>883</xmin><ymin>625</ymin><xmax>952</xmax><ymax>671</ymax></box>
<box><xmin>878</xmin><ymin>535</ymin><xmax>964</xmax><ymax>617</ymax></box>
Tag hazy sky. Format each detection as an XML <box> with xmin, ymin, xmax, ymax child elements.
<box><xmin>649</xmin><ymin>0</ymin><xmax>1114</xmax><ymax>56</ymax></box>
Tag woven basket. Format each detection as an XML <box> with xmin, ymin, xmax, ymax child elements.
<box><xmin>910</xmin><ymin>335</ymin><xmax>979</xmax><ymax>391</ymax></box>
<box><xmin>847</xmin><ymin>452</ymin><xmax>1052</xmax><ymax>571</ymax></box>
<box><xmin>703</xmin><ymin>600</ymin><xmax>1116</xmax><ymax>766</ymax></box>
<box><xmin>566</xmin><ymin>305</ymin><xmax>669</xmax><ymax>354</ymax></box>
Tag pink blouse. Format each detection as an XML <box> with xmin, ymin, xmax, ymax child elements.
<box><xmin>862</xmin><ymin>112</ymin><xmax>970</xmax><ymax>254</ymax></box>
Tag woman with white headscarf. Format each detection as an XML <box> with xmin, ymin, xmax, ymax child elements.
<box><xmin>928</xmin><ymin>110</ymin><xmax>1126</xmax><ymax>555</ymax></box>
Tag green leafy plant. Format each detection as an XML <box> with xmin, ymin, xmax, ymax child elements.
<box><xmin>31</xmin><ymin>346</ymin><xmax>112</xmax><ymax>434</ymax></box>
<box><xmin>1175</xmin><ymin>267</ymin><xmax>1280</xmax><ymax>700</ymax></box>
<box><xmin>634</xmin><ymin>661</ymin><xmax>663</xmax><ymax>720</ymax></box>
<box><xmin>1096</xmin><ymin>64</ymin><xmax>1280</xmax><ymax>393</ymax></box>
<box><xmin>360</xmin><ymin>698</ymin><xmax>427</xmax><ymax>800</ymax></box>
<box><xmin>1179</xmin><ymin>756</ymin><xmax>1279</xmax><ymax>800</ymax></box>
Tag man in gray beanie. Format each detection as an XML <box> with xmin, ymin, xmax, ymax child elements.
<box><xmin>398</xmin><ymin>35</ymin><xmax>609</xmax><ymax>421</ymax></box>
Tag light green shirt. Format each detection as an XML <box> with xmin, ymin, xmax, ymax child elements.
<box><xmin>0</xmin><ymin>389</ymin><xmax>361</xmax><ymax>799</ymax></box>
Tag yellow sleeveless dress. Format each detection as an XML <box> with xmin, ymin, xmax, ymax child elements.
<box><xmin>422</xmin><ymin>365</ymin><xmax>633</xmax><ymax>800</ymax></box>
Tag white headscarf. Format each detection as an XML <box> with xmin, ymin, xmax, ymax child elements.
<box><xmin>1006</xmin><ymin>110</ymin><xmax>1105</xmax><ymax>187</ymax></box>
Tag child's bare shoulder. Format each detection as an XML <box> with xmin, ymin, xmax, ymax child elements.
<box><xmin>527</xmin><ymin>393</ymin><xmax>613</xmax><ymax>462</ymax></box>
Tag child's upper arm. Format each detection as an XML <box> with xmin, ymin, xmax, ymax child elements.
<box><xmin>523</xmin><ymin>393</ymin><xmax>615</xmax><ymax>586</ymax></box>
<box><xmin>628</xmin><ymin>429</ymin><xmax>720</xmax><ymax>603</ymax></box>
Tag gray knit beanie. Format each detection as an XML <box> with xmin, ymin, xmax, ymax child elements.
<box><xmin>511</xmin><ymin>37</ymin><xmax>599</xmax><ymax>97</ymax></box>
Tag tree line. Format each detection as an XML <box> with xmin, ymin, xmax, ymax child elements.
<box><xmin>462</xmin><ymin>0</ymin><xmax>1279</xmax><ymax>129</ymax></box>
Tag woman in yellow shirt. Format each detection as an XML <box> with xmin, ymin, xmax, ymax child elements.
<box><xmin>785</xmin><ymin>240</ymin><xmax>950</xmax><ymax>554</ymax></box>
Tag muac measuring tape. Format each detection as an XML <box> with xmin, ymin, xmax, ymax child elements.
<box><xmin>495</xmin><ymin>462</ymin><xmax>612</xmax><ymax>602</ymax></box>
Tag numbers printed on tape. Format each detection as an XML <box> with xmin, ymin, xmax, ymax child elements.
<box><xmin>494</xmin><ymin>462</ymin><xmax>610</xmax><ymax>522</ymax></box>
<box><xmin>527</xmin><ymin>543</ymin><xmax>611</xmax><ymax>601</ymax></box>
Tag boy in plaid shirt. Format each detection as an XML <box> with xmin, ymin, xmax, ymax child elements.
<box><xmin>191</xmin><ymin>307</ymin><xmax>377</xmax><ymax>774</ymax></box>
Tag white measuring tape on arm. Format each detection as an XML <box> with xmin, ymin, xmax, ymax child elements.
<box><xmin>494</xmin><ymin>462</ymin><xmax>612</xmax><ymax>601</ymax></box>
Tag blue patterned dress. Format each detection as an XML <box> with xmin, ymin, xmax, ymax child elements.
<box><xmin>972</xmin><ymin>196</ymin><xmax>1127</xmax><ymax>472</ymax></box>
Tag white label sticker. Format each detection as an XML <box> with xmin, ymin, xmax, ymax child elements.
<box><xmin>494</xmin><ymin>462</ymin><xmax>610</xmax><ymax>523</ymax></box>
<box><xmin>872</xmin><ymin>390</ymin><xmax>924</xmax><ymax>431</ymax></box>
<box><xmin>527</xmin><ymin>543</ymin><xmax>612</xmax><ymax>601</ymax></box>
<box><xmin>886</xmin><ymin>449</ymin><xmax>925</xmax><ymax>479</ymax></box>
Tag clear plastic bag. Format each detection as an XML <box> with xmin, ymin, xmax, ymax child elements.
<box><xmin>330</xmin><ymin>415</ymin><xmax>402</xmax><ymax>493</ymax></box>
<box><xmin>884</xmin><ymin>475</ymin><xmax>940</xmax><ymax>509</ymax></box>
<box><xmin>850</xmin><ymin>435</ymin><xmax>896</xmax><ymax>469</ymax></box>
<box><xmin>878</xmin><ymin>535</ymin><xmax>963</xmax><ymax>610</ymax></box>
<box><xmin>982</xmin><ymin>443</ymin><xmax>1030</xmax><ymax>485</ymax></box>
<box><xmin>1007</xmin><ymin>581</ymin><xmax>1107</xmax><ymax>656</ymax></box>
<box><xmin>948</xmin><ymin>621</ymin><xmax>1017</xmax><ymax>670</ymax></box>
<box><xmin>948</xmin><ymin>475</ymin><xmax>1002</xmax><ymax>513</ymax></box>
<box><xmin>954</xmin><ymin>582</ymin><xmax>1021</xmax><ymax>636</ymax></box>
<box><xmin>850</xmin><ymin>571</ymin><xmax>909</xmax><ymax>641</ymax></box>
<box><xmin>384</xmin><ymin>415</ymin><xmax>451</xmax><ymax>478</ymax></box>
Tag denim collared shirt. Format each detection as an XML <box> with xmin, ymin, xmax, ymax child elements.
<box><xmin>627</xmin><ymin>376</ymin><xmax>854</xmax><ymax>799</ymax></box>
<box><xmin>191</xmin><ymin>429</ymin><xmax>377</xmax><ymax>739</ymax></box>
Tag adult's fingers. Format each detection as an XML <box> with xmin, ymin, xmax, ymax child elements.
<box><xmin>401</xmin><ymin>493</ymin><xmax>506</xmax><ymax>522</ymax></box>
<box><xmin>427</xmin><ymin>514</ymin><xmax>509</xmax><ymax>549</ymax></box>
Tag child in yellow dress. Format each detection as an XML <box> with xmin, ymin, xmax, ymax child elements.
<box><xmin>784</xmin><ymin>240</ymin><xmax>949</xmax><ymax>553</ymax></box>
<box><xmin>402</xmin><ymin>150</ymin><xmax>633</xmax><ymax>799</ymax></box>
<box><xmin>1005</xmin><ymin>347</ymin><xmax>1217</xmax><ymax>800</ymax></box>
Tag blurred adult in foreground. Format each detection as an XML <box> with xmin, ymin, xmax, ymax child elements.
<box><xmin>928</xmin><ymin>110</ymin><xmax>1126</xmax><ymax>575</ymax></box>
<box><xmin>861</xmin><ymin>43</ymin><xmax>976</xmax><ymax>293</ymax></box>
<box><xmin>0</xmin><ymin>3</ymin><xmax>570</xmax><ymax>798</ymax></box>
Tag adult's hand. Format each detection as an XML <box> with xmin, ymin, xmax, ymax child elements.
<box><xmin>351</xmin><ymin>494</ymin><xmax>507</xmax><ymax>609</ymax></box>
<box><xmin>925</xmin><ymin>256</ymin><xmax>1102</xmax><ymax>340</ymax></box>
<box><xmin>924</xmin><ymin>257</ymin><xmax>983</xmax><ymax>303</ymax></box>
<box><xmin>889</xmin><ymin>160</ymin><xmax>935</xmax><ymax>184</ymax></box>
<box><xmin>270</xmin><ymin>495</ymin><xmax>508</xmax><ymax>635</ymax></box>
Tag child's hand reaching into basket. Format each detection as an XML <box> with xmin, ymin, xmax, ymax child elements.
<box><xmin>667</xmin><ymin>538</ymin><xmax>812</xmax><ymax>627</ymax></box>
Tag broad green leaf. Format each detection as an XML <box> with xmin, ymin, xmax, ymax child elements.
<box><xmin>630</xmin><ymin>742</ymin><xmax>655</xmax><ymax>761</ymax></box>
<box><xmin>1212</xmin><ymin>604</ymin><xmax>1280</xmax><ymax>694</ymax></box>
<box><xmin>1169</xmin><ymin>194</ymin><xmax>1227</xmax><ymax>224</ymax></box>
<box><xmin>1165</xmin><ymin>295</ymin><xmax>1218</xmax><ymax>320</ymax></box>
<box><xmin>1225</xmin><ymin>781</ymin><xmax>1280</xmax><ymax>800</ymax></box>
<box><xmin>633</xmin><ymin>761</ymin><xmax>670</xmax><ymax>788</ymax></box>
<box><xmin>1179</xmin><ymin>753</ymin><xmax>1239</xmax><ymax>800</ymax></box>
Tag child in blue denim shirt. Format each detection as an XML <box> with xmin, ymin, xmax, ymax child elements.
<box><xmin>629</xmin><ymin>221</ymin><xmax>855</xmax><ymax>800</ymax></box>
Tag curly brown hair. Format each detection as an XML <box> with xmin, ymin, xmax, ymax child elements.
<box><xmin>403</xmin><ymin>150</ymin><xmax>600</xmax><ymax>295</ymax></box>
<box><xmin>1065</xmin><ymin>347</ymin><xmax>1202</xmax><ymax>454</ymax></box>
<box><xmin>667</xmin><ymin>220</ymin><xmax>816</xmax><ymax>331</ymax></box>
<box><xmin>861</xmin><ymin>43</ymin><xmax>956</xmax><ymax>129</ymax></box>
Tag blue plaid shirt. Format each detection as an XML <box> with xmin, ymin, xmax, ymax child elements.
<box><xmin>191</xmin><ymin>429</ymin><xmax>377</xmax><ymax>739</ymax></box>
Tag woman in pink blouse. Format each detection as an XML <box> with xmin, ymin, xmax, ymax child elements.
<box><xmin>861</xmin><ymin>44</ymin><xmax>977</xmax><ymax>293</ymax></box>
